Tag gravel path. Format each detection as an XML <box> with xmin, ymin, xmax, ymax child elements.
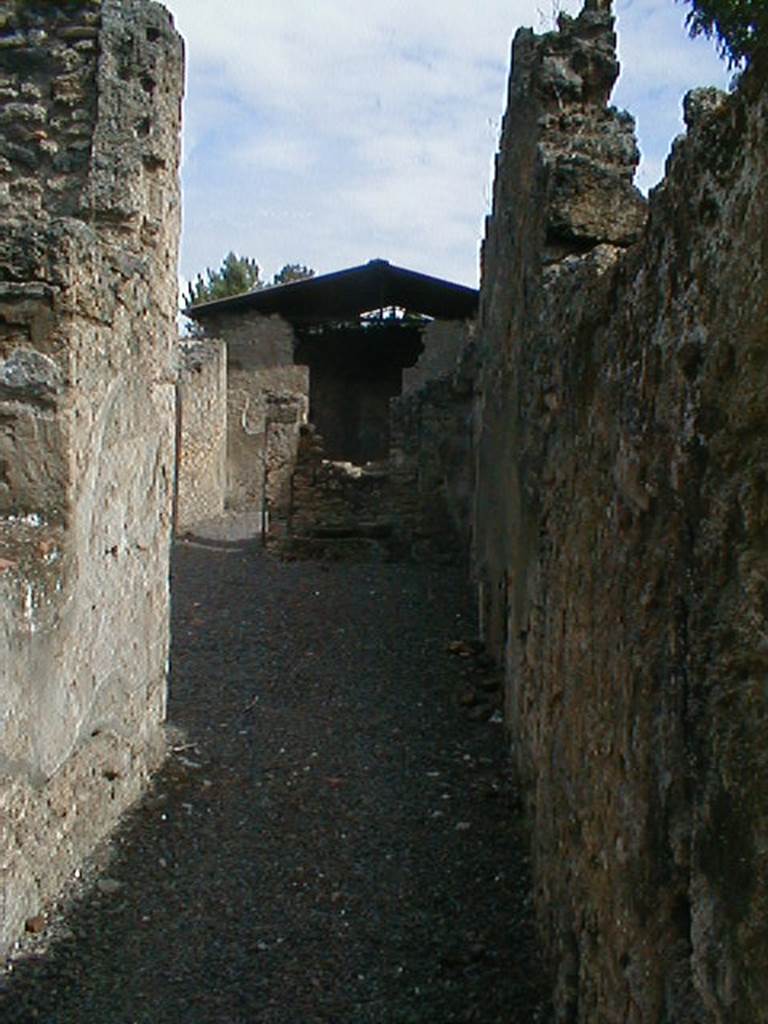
<box><xmin>1</xmin><ymin>540</ymin><xmax>552</xmax><ymax>1023</ymax></box>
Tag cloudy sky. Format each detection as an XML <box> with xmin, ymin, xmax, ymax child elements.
<box><xmin>161</xmin><ymin>0</ymin><xmax>730</xmax><ymax>293</ymax></box>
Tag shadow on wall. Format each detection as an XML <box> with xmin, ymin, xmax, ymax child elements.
<box><xmin>473</xmin><ymin>2</ymin><xmax>768</xmax><ymax>1021</ymax></box>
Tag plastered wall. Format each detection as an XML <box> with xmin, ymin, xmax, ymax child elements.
<box><xmin>226</xmin><ymin>364</ymin><xmax>308</xmax><ymax>518</ymax></box>
<box><xmin>191</xmin><ymin>309</ymin><xmax>308</xmax><ymax>520</ymax></box>
<box><xmin>176</xmin><ymin>339</ymin><xmax>227</xmax><ymax>531</ymax></box>
<box><xmin>401</xmin><ymin>319</ymin><xmax>472</xmax><ymax>396</ymax></box>
<box><xmin>0</xmin><ymin>0</ymin><xmax>182</xmax><ymax>952</ymax></box>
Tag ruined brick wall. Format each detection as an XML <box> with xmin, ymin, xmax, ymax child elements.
<box><xmin>0</xmin><ymin>0</ymin><xmax>182</xmax><ymax>951</ymax></box>
<box><xmin>284</xmin><ymin>425</ymin><xmax>392</xmax><ymax>561</ymax></box>
<box><xmin>474</xmin><ymin>3</ymin><xmax>768</xmax><ymax>1020</ymax></box>
<box><xmin>263</xmin><ymin>385</ymin><xmax>309</xmax><ymax>524</ymax></box>
<box><xmin>176</xmin><ymin>338</ymin><xmax>226</xmax><ymax>531</ymax></box>
<box><xmin>285</xmin><ymin>340</ymin><xmax>476</xmax><ymax>565</ymax></box>
<box><xmin>285</xmin><ymin>320</ymin><xmax>477</xmax><ymax>563</ymax></box>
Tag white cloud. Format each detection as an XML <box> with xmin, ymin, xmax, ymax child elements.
<box><xmin>164</xmin><ymin>0</ymin><xmax>731</xmax><ymax>291</ymax></box>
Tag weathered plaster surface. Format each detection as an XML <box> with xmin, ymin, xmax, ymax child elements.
<box><xmin>402</xmin><ymin>319</ymin><xmax>472</xmax><ymax>396</ymax></box>
<box><xmin>226</xmin><ymin>364</ymin><xmax>308</xmax><ymax>517</ymax></box>
<box><xmin>189</xmin><ymin>310</ymin><xmax>308</xmax><ymax>518</ymax></box>
<box><xmin>201</xmin><ymin>309</ymin><xmax>295</xmax><ymax>370</ymax></box>
<box><xmin>0</xmin><ymin>0</ymin><xmax>182</xmax><ymax>952</ymax></box>
<box><xmin>474</xmin><ymin>4</ymin><xmax>768</xmax><ymax>1020</ymax></box>
<box><xmin>176</xmin><ymin>339</ymin><xmax>227</xmax><ymax>531</ymax></box>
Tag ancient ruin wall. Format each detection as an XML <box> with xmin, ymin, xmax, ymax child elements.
<box><xmin>401</xmin><ymin>318</ymin><xmax>472</xmax><ymax>396</ymax></box>
<box><xmin>284</xmin><ymin>425</ymin><xmax>392</xmax><ymax>560</ymax></box>
<box><xmin>176</xmin><ymin>339</ymin><xmax>227</xmax><ymax>532</ymax></box>
<box><xmin>284</xmin><ymin>318</ymin><xmax>478</xmax><ymax>562</ymax></box>
<box><xmin>226</xmin><ymin>364</ymin><xmax>308</xmax><ymax>517</ymax></box>
<box><xmin>474</xmin><ymin>5</ymin><xmax>768</xmax><ymax>1022</ymax></box>
<box><xmin>390</xmin><ymin>338</ymin><xmax>477</xmax><ymax>563</ymax></box>
<box><xmin>0</xmin><ymin>0</ymin><xmax>182</xmax><ymax>951</ymax></box>
<box><xmin>192</xmin><ymin>310</ymin><xmax>309</xmax><ymax>517</ymax></box>
<box><xmin>198</xmin><ymin>308</ymin><xmax>296</xmax><ymax>372</ymax></box>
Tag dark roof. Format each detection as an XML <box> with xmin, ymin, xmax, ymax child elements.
<box><xmin>187</xmin><ymin>259</ymin><xmax>478</xmax><ymax>323</ymax></box>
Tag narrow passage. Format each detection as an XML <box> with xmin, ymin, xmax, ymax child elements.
<box><xmin>1</xmin><ymin>539</ymin><xmax>551</xmax><ymax>1023</ymax></box>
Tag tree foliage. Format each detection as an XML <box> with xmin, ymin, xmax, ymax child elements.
<box><xmin>184</xmin><ymin>255</ymin><xmax>316</xmax><ymax>310</ymax></box>
<box><xmin>271</xmin><ymin>263</ymin><xmax>315</xmax><ymax>287</ymax></box>
<box><xmin>184</xmin><ymin>252</ymin><xmax>262</xmax><ymax>308</ymax></box>
<box><xmin>682</xmin><ymin>0</ymin><xmax>766</xmax><ymax>66</ymax></box>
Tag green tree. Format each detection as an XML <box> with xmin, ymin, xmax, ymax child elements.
<box><xmin>184</xmin><ymin>251</ymin><xmax>262</xmax><ymax>308</ymax></box>
<box><xmin>682</xmin><ymin>0</ymin><xmax>766</xmax><ymax>66</ymax></box>
<box><xmin>270</xmin><ymin>263</ymin><xmax>316</xmax><ymax>287</ymax></box>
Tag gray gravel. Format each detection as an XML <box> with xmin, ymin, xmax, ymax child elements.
<box><xmin>0</xmin><ymin>540</ymin><xmax>552</xmax><ymax>1023</ymax></box>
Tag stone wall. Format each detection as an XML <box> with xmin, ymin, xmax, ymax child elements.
<box><xmin>283</xmin><ymin>317</ymin><xmax>477</xmax><ymax>562</ymax></box>
<box><xmin>284</xmin><ymin>425</ymin><xmax>392</xmax><ymax>560</ymax></box>
<box><xmin>402</xmin><ymin>318</ymin><xmax>472</xmax><ymax>396</ymax></box>
<box><xmin>390</xmin><ymin>339</ymin><xmax>477</xmax><ymax>563</ymax></box>
<box><xmin>198</xmin><ymin>308</ymin><xmax>295</xmax><ymax>371</ymax></box>
<box><xmin>176</xmin><ymin>338</ymin><xmax>226</xmax><ymax>532</ymax></box>
<box><xmin>191</xmin><ymin>309</ymin><xmax>308</xmax><ymax>520</ymax></box>
<box><xmin>474</xmin><ymin>3</ymin><xmax>768</xmax><ymax>1021</ymax></box>
<box><xmin>285</xmin><ymin>337</ymin><xmax>476</xmax><ymax>564</ymax></box>
<box><xmin>226</xmin><ymin>364</ymin><xmax>308</xmax><ymax>519</ymax></box>
<box><xmin>0</xmin><ymin>0</ymin><xmax>182</xmax><ymax>952</ymax></box>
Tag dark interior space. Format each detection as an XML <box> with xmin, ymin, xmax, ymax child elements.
<box><xmin>296</xmin><ymin>321</ymin><xmax>424</xmax><ymax>463</ymax></box>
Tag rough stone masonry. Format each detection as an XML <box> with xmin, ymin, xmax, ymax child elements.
<box><xmin>474</xmin><ymin>2</ymin><xmax>768</xmax><ymax>1021</ymax></box>
<box><xmin>0</xmin><ymin>0</ymin><xmax>182</xmax><ymax>953</ymax></box>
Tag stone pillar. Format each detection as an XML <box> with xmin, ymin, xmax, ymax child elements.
<box><xmin>0</xmin><ymin>0</ymin><xmax>182</xmax><ymax>951</ymax></box>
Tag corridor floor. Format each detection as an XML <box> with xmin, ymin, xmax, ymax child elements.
<box><xmin>0</xmin><ymin>540</ymin><xmax>551</xmax><ymax>1023</ymax></box>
